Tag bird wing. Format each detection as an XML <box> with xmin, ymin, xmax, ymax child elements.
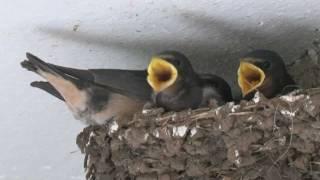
<box><xmin>45</xmin><ymin>58</ymin><xmax>152</xmax><ymax>101</ymax></box>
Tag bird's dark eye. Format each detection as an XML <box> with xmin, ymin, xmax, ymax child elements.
<box><xmin>261</xmin><ymin>61</ymin><xmax>271</xmax><ymax>69</ymax></box>
<box><xmin>175</xmin><ymin>59</ymin><xmax>181</xmax><ymax>66</ymax></box>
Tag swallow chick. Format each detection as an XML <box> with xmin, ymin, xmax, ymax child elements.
<box><xmin>237</xmin><ymin>49</ymin><xmax>296</xmax><ymax>99</ymax></box>
<box><xmin>199</xmin><ymin>73</ymin><xmax>233</xmax><ymax>107</ymax></box>
<box><xmin>146</xmin><ymin>51</ymin><xmax>232</xmax><ymax>111</ymax></box>
<box><xmin>21</xmin><ymin>53</ymin><xmax>151</xmax><ymax>125</ymax></box>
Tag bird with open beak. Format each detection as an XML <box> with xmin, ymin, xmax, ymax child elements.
<box><xmin>21</xmin><ymin>53</ymin><xmax>152</xmax><ymax>125</ymax></box>
<box><xmin>147</xmin><ymin>51</ymin><xmax>232</xmax><ymax>111</ymax></box>
<box><xmin>237</xmin><ymin>49</ymin><xmax>296</xmax><ymax>99</ymax></box>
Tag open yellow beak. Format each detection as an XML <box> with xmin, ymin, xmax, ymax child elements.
<box><xmin>237</xmin><ymin>61</ymin><xmax>265</xmax><ymax>96</ymax></box>
<box><xmin>147</xmin><ymin>57</ymin><xmax>178</xmax><ymax>92</ymax></box>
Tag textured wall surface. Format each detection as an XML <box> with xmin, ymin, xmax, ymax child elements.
<box><xmin>0</xmin><ymin>0</ymin><xmax>319</xmax><ymax>179</ymax></box>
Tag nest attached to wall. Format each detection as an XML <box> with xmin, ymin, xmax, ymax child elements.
<box><xmin>76</xmin><ymin>42</ymin><xmax>320</xmax><ymax>180</ymax></box>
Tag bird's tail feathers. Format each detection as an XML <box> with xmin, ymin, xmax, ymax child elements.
<box><xmin>21</xmin><ymin>53</ymin><xmax>144</xmax><ymax>101</ymax></box>
<box><xmin>31</xmin><ymin>81</ymin><xmax>65</xmax><ymax>101</ymax></box>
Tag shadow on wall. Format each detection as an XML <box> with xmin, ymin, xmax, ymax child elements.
<box><xmin>39</xmin><ymin>11</ymin><xmax>320</xmax><ymax>98</ymax></box>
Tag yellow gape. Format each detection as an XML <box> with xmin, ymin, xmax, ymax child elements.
<box><xmin>238</xmin><ymin>61</ymin><xmax>265</xmax><ymax>96</ymax></box>
<box><xmin>147</xmin><ymin>57</ymin><xmax>178</xmax><ymax>92</ymax></box>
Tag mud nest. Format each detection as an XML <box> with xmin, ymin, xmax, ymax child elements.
<box><xmin>76</xmin><ymin>42</ymin><xmax>320</xmax><ymax>180</ymax></box>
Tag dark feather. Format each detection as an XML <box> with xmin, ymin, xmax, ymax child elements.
<box><xmin>23</xmin><ymin>53</ymin><xmax>151</xmax><ymax>101</ymax></box>
<box><xmin>31</xmin><ymin>81</ymin><xmax>65</xmax><ymax>101</ymax></box>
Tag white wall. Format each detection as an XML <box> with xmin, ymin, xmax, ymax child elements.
<box><xmin>1</xmin><ymin>0</ymin><xmax>319</xmax><ymax>179</ymax></box>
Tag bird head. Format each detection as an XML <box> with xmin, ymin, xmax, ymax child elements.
<box><xmin>237</xmin><ymin>50</ymin><xmax>286</xmax><ymax>97</ymax></box>
<box><xmin>147</xmin><ymin>51</ymin><xmax>194</xmax><ymax>92</ymax></box>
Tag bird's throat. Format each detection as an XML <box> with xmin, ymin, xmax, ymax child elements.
<box><xmin>147</xmin><ymin>57</ymin><xmax>178</xmax><ymax>92</ymax></box>
<box><xmin>238</xmin><ymin>61</ymin><xmax>265</xmax><ymax>96</ymax></box>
